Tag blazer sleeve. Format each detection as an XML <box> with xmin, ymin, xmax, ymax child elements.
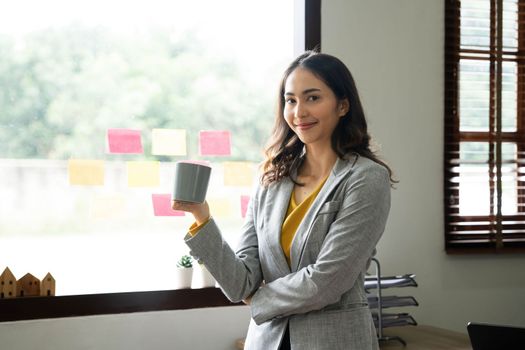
<box><xmin>184</xmin><ymin>188</ymin><xmax>263</xmax><ymax>302</ymax></box>
<box><xmin>249</xmin><ymin>165</ymin><xmax>391</xmax><ymax>325</ymax></box>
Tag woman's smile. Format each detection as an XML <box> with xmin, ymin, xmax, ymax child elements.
<box><xmin>294</xmin><ymin>121</ymin><xmax>318</xmax><ymax>130</ymax></box>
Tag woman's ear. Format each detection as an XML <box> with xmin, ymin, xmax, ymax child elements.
<box><xmin>339</xmin><ymin>98</ymin><xmax>350</xmax><ymax>117</ymax></box>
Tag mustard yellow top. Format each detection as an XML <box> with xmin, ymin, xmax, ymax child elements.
<box><xmin>281</xmin><ymin>177</ymin><xmax>328</xmax><ymax>265</ymax></box>
<box><xmin>189</xmin><ymin>219</ymin><xmax>208</xmax><ymax>235</ymax></box>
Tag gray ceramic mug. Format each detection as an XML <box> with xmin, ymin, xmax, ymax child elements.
<box><xmin>172</xmin><ymin>162</ymin><xmax>212</xmax><ymax>203</ymax></box>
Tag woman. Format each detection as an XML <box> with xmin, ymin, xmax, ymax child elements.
<box><xmin>173</xmin><ymin>51</ymin><xmax>394</xmax><ymax>350</ymax></box>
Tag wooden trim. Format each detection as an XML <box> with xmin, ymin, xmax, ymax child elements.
<box><xmin>444</xmin><ymin>0</ymin><xmax>461</xmax><ymax>251</ymax></box>
<box><xmin>444</xmin><ymin>0</ymin><xmax>525</xmax><ymax>252</ymax></box>
<box><xmin>305</xmin><ymin>0</ymin><xmax>321</xmax><ymax>51</ymax></box>
<box><xmin>0</xmin><ymin>288</ymin><xmax>242</xmax><ymax>323</ymax></box>
<box><xmin>519</xmin><ymin>0</ymin><xmax>525</xmax><ymax>213</ymax></box>
<box><xmin>446</xmin><ymin>246</ymin><xmax>525</xmax><ymax>254</ymax></box>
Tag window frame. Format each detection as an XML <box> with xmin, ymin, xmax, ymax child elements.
<box><xmin>0</xmin><ymin>0</ymin><xmax>321</xmax><ymax>322</ymax></box>
<box><xmin>444</xmin><ymin>0</ymin><xmax>525</xmax><ymax>254</ymax></box>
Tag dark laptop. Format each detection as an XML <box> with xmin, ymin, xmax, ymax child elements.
<box><xmin>467</xmin><ymin>322</ymin><xmax>525</xmax><ymax>350</ymax></box>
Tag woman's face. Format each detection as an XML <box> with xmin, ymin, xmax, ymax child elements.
<box><xmin>283</xmin><ymin>67</ymin><xmax>348</xmax><ymax>149</ymax></box>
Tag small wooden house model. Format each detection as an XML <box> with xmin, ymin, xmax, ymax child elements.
<box><xmin>40</xmin><ymin>272</ymin><xmax>55</xmax><ymax>296</ymax></box>
<box><xmin>0</xmin><ymin>267</ymin><xmax>17</xmax><ymax>299</ymax></box>
<box><xmin>17</xmin><ymin>273</ymin><xmax>40</xmax><ymax>297</ymax></box>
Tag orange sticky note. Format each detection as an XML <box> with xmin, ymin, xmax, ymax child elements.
<box><xmin>152</xmin><ymin>129</ymin><xmax>187</xmax><ymax>156</ymax></box>
<box><xmin>208</xmin><ymin>198</ymin><xmax>234</xmax><ymax>218</ymax></box>
<box><xmin>224</xmin><ymin>162</ymin><xmax>255</xmax><ymax>187</ymax></box>
<box><xmin>127</xmin><ymin>161</ymin><xmax>160</xmax><ymax>187</ymax></box>
<box><xmin>68</xmin><ymin>159</ymin><xmax>105</xmax><ymax>186</ymax></box>
<box><xmin>107</xmin><ymin>129</ymin><xmax>143</xmax><ymax>154</ymax></box>
<box><xmin>241</xmin><ymin>195</ymin><xmax>250</xmax><ymax>218</ymax></box>
<box><xmin>152</xmin><ymin>194</ymin><xmax>185</xmax><ymax>216</ymax></box>
<box><xmin>199</xmin><ymin>130</ymin><xmax>231</xmax><ymax>156</ymax></box>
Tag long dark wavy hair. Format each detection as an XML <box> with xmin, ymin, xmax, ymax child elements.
<box><xmin>261</xmin><ymin>51</ymin><xmax>396</xmax><ymax>186</ymax></box>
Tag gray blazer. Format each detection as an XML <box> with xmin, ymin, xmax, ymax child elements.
<box><xmin>185</xmin><ymin>154</ymin><xmax>391</xmax><ymax>350</ymax></box>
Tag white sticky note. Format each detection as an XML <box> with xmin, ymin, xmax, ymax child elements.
<box><xmin>152</xmin><ymin>129</ymin><xmax>187</xmax><ymax>156</ymax></box>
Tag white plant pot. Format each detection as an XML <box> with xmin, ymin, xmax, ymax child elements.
<box><xmin>192</xmin><ymin>264</ymin><xmax>216</xmax><ymax>288</ymax></box>
<box><xmin>174</xmin><ymin>267</ymin><xmax>193</xmax><ymax>289</ymax></box>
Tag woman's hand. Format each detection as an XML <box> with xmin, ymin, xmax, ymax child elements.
<box><xmin>242</xmin><ymin>281</ymin><xmax>265</xmax><ymax>305</ymax></box>
<box><xmin>172</xmin><ymin>200</ymin><xmax>210</xmax><ymax>225</ymax></box>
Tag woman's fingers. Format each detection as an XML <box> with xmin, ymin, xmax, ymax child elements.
<box><xmin>172</xmin><ymin>200</ymin><xmax>199</xmax><ymax>212</ymax></box>
<box><xmin>172</xmin><ymin>200</ymin><xmax>210</xmax><ymax>225</ymax></box>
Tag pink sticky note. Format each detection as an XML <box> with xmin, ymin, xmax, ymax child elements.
<box><xmin>199</xmin><ymin>130</ymin><xmax>231</xmax><ymax>156</ymax></box>
<box><xmin>152</xmin><ymin>194</ymin><xmax>185</xmax><ymax>217</ymax></box>
<box><xmin>107</xmin><ymin>129</ymin><xmax>143</xmax><ymax>154</ymax></box>
<box><xmin>241</xmin><ymin>195</ymin><xmax>250</xmax><ymax>218</ymax></box>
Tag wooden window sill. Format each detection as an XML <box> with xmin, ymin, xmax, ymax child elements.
<box><xmin>0</xmin><ymin>288</ymin><xmax>242</xmax><ymax>323</ymax></box>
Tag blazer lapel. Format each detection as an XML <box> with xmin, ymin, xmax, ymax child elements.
<box><xmin>289</xmin><ymin>155</ymin><xmax>356</xmax><ymax>271</ymax></box>
<box><xmin>263</xmin><ymin>177</ymin><xmax>294</xmax><ymax>275</ymax></box>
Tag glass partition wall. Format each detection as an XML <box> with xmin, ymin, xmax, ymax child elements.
<box><xmin>0</xmin><ymin>0</ymin><xmax>297</xmax><ymax>295</ymax></box>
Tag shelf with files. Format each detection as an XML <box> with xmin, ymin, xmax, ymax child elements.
<box><xmin>367</xmin><ymin>295</ymin><xmax>419</xmax><ymax>309</ymax></box>
<box><xmin>365</xmin><ymin>274</ymin><xmax>418</xmax><ymax>289</ymax></box>
<box><xmin>366</xmin><ymin>259</ymin><xmax>419</xmax><ymax>346</ymax></box>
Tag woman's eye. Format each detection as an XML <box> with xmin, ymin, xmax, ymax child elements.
<box><xmin>307</xmin><ymin>95</ymin><xmax>319</xmax><ymax>101</ymax></box>
<box><xmin>285</xmin><ymin>98</ymin><xmax>296</xmax><ymax>104</ymax></box>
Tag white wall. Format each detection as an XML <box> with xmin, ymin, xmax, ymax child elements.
<box><xmin>0</xmin><ymin>306</ymin><xmax>251</xmax><ymax>350</ymax></box>
<box><xmin>322</xmin><ymin>0</ymin><xmax>525</xmax><ymax>333</ymax></box>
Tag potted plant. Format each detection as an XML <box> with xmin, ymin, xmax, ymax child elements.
<box><xmin>192</xmin><ymin>261</ymin><xmax>216</xmax><ymax>288</ymax></box>
<box><xmin>174</xmin><ymin>254</ymin><xmax>193</xmax><ymax>289</ymax></box>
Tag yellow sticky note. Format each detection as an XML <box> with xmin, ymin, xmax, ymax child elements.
<box><xmin>68</xmin><ymin>159</ymin><xmax>105</xmax><ymax>186</ymax></box>
<box><xmin>152</xmin><ymin>129</ymin><xmax>187</xmax><ymax>156</ymax></box>
<box><xmin>224</xmin><ymin>162</ymin><xmax>255</xmax><ymax>187</ymax></box>
<box><xmin>91</xmin><ymin>195</ymin><xmax>126</xmax><ymax>219</ymax></box>
<box><xmin>208</xmin><ymin>198</ymin><xmax>234</xmax><ymax>218</ymax></box>
<box><xmin>127</xmin><ymin>161</ymin><xmax>160</xmax><ymax>187</ymax></box>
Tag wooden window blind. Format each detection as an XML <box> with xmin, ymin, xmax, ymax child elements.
<box><xmin>445</xmin><ymin>0</ymin><xmax>525</xmax><ymax>253</ymax></box>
